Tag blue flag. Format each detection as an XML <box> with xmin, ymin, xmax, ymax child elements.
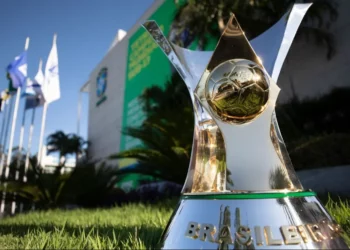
<box><xmin>24</xmin><ymin>96</ymin><xmax>41</xmax><ymax>110</ymax></box>
<box><xmin>22</xmin><ymin>77</ymin><xmax>45</xmax><ymax>110</ymax></box>
<box><xmin>22</xmin><ymin>59</ymin><xmax>45</xmax><ymax>110</ymax></box>
<box><xmin>7</xmin><ymin>51</ymin><xmax>28</xmax><ymax>90</ymax></box>
<box><xmin>23</xmin><ymin>60</ymin><xmax>45</xmax><ymax>110</ymax></box>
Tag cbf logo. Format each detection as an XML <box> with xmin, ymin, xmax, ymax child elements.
<box><xmin>96</xmin><ymin>67</ymin><xmax>107</xmax><ymax>106</ymax></box>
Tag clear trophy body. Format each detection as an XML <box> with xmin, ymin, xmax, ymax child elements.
<box><xmin>143</xmin><ymin>4</ymin><xmax>349</xmax><ymax>249</ymax></box>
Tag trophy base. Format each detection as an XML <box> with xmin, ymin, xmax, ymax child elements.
<box><xmin>160</xmin><ymin>191</ymin><xmax>349</xmax><ymax>249</ymax></box>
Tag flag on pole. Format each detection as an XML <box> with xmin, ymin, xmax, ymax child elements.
<box><xmin>37</xmin><ymin>34</ymin><xmax>59</xmax><ymax>168</ymax></box>
<box><xmin>6</xmin><ymin>50</ymin><xmax>28</xmax><ymax>93</ymax></box>
<box><xmin>43</xmin><ymin>34</ymin><xmax>60</xmax><ymax>103</ymax></box>
<box><xmin>2</xmin><ymin>37</ymin><xmax>30</xmax><ymax>214</ymax></box>
<box><xmin>22</xmin><ymin>60</ymin><xmax>45</xmax><ymax>110</ymax></box>
<box><xmin>0</xmin><ymin>89</ymin><xmax>11</xmax><ymax>112</ymax></box>
<box><xmin>22</xmin><ymin>79</ymin><xmax>43</xmax><ymax>110</ymax></box>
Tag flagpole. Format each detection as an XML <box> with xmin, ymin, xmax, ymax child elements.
<box><xmin>0</xmin><ymin>87</ymin><xmax>21</xmax><ymax>214</ymax></box>
<box><xmin>24</xmin><ymin>108</ymin><xmax>36</xmax><ymax>182</ymax></box>
<box><xmin>0</xmin><ymin>37</ymin><xmax>30</xmax><ymax>214</ymax></box>
<box><xmin>0</xmin><ymin>100</ymin><xmax>9</xmax><ymax>178</ymax></box>
<box><xmin>6</xmin><ymin>37</ymin><xmax>30</xmax><ymax>171</ymax></box>
<box><xmin>4</xmin><ymin>87</ymin><xmax>21</xmax><ymax>168</ymax></box>
<box><xmin>19</xmin><ymin>107</ymin><xmax>36</xmax><ymax>213</ymax></box>
<box><xmin>16</xmin><ymin>78</ymin><xmax>31</xmax><ymax>177</ymax></box>
<box><xmin>0</xmin><ymin>98</ymin><xmax>14</xmax><ymax>180</ymax></box>
<box><xmin>38</xmin><ymin>33</ymin><xmax>59</xmax><ymax>169</ymax></box>
<box><xmin>5</xmin><ymin>37</ymin><xmax>30</xmax><ymax>172</ymax></box>
<box><xmin>17</xmin><ymin>100</ymin><xmax>27</xmax><ymax>172</ymax></box>
<box><xmin>12</xmin><ymin>103</ymin><xmax>27</xmax><ymax>214</ymax></box>
<box><xmin>0</xmin><ymin>101</ymin><xmax>8</xmax><ymax>159</ymax></box>
<box><xmin>25</xmin><ymin>58</ymin><xmax>43</xmax><ymax>175</ymax></box>
<box><xmin>0</xmin><ymin>97</ymin><xmax>13</xmax><ymax>214</ymax></box>
<box><xmin>0</xmin><ymin>103</ymin><xmax>6</xmax><ymax>156</ymax></box>
<box><xmin>37</xmin><ymin>33</ymin><xmax>57</xmax><ymax>168</ymax></box>
<box><xmin>37</xmin><ymin>102</ymin><xmax>48</xmax><ymax>167</ymax></box>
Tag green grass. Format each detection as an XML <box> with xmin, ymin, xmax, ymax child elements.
<box><xmin>0</xmin><ymin>201</ymin><xmax>175</xmax><ymax>249</ymax></box>
<box><xmin>0</xmin><ymin>198</ymin><xmax>348</xmax><ymax>249</ymax></box>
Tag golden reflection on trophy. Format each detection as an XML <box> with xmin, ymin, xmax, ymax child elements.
<box><xmin>191</xmin><ymin>124</ymin><xmax>227</xmax><ymax>192</ymax></box>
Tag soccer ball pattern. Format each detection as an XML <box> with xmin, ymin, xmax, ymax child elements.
<box><xmin>206</xmin><ymin>59</ymin><xmax>270</xmax><ymax>124</ymax></box>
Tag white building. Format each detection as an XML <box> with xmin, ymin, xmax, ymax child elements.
<box><xmin>80</xmin><ymin>0</ymin><xmax>350</xmax><ymax>165</ymax></box>
<box><xmin>80</xmin><ymin>0</ymin><xmax>170</xmax><ymax>165</ymax></box>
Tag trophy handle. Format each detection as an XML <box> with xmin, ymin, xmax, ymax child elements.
<box><xmin>143</xmin><ymin>21</ymin><xmax>229</xmax><ymax>193</ymax></box>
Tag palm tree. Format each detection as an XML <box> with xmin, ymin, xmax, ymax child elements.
<box><xmin>171</xmin><ymin>0</ymin><xmax>338</xmax><ymax>59</ymax></box>
<box><xmin>110</xmin><ymin>73</ymin><xmax>193</xmax><ymax>184</ymax></box>
<box><xmin>140</xmin><ymin>73</ymin><xmax>194</xmax><ymax>137</ymax></box>
<box><xmin>46</xmin><ymin>131</ymin><xmax>71</xmax><ymax>170</ymax></box>
<box><xmin>111</xmin><ymin>122</ymin><xmax>191</xmax><ymax>184</ymax></box>
<box><xmin>46</xmin><ymin>131</ymin><xmax>88</xmax><ymax>174</ymax></box>
<box><xmin>67</xmin><ymin>134</ymin><xmax>89</xmax><ymax>164</ymax></box>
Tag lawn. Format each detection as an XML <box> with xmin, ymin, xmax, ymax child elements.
<box><xmin>0</xmin><ymin>198</ymin><xmax>348</xmax><ymax>249</ymax></box>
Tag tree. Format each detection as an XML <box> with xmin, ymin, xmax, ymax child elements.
<box><xmin>46</xmin><ymin>131</ymin><xmax>71</xmax><ymax>172</ymax></box>
<box><xmin>46</xmin><ymin>131</ymin><xmax>88</xmax><ymax>173</ymax></box>
<box><xmin>0</xmin><ymin>161</ymin><xmax>120</xmax><ymax>210</ymax></box>
<box><xmin>67</xmin><ymin>134</ymin><xmax>89</xmax><ymax>164</ymax></box>
<box><xmin>110</xmin><ymin>73</ymin><xmax>193</xmax><ymax>184</ymax></box>
<box><xmin>171</xmin><ymin>0</ymin><xmax>338</xmax><ymax>59</ymax></box>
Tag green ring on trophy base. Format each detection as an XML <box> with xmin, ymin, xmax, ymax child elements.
<box><xmin>182</xmin><ymin>191</ymin><xmax>317</xmax><ymax>200</ymax></box>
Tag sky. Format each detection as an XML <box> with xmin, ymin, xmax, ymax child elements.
<box><xmin>0</xmin><ymin>0</ymin><xmax>154</xmax><ymax>157</ymax></box>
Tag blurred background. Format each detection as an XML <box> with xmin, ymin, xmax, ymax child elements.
<box><xmin>0</xmin><ymin>0</ymin><xmax>349</xmax><ymax>212</ymax></box>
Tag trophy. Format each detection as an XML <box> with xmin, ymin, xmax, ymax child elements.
<box><xmin>143</xmin><ymin>3</ymin><xmax>349</xmax><ymax>249</ymax></box>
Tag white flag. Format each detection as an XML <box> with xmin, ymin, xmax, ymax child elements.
<box><xmin>35</xmin><ymin>59</ymin><xmax>44</xmax><ymax>87</ymax></box>
<box><xmin>44</xmin><ymin>34</ymin><xmax>60</xmax><ymax>103</ymax></box>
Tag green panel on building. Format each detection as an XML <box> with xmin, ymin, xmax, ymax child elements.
<box><xmin>116</xmin><ymin>1</ymin><xmax>217</xmax><ymax>190</ymax></box>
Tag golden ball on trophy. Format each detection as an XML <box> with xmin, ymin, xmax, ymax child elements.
<box><xmin>206</xmin><ymin>59</ymin><xmax>269</xmax><ymax>124</ymax></box>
